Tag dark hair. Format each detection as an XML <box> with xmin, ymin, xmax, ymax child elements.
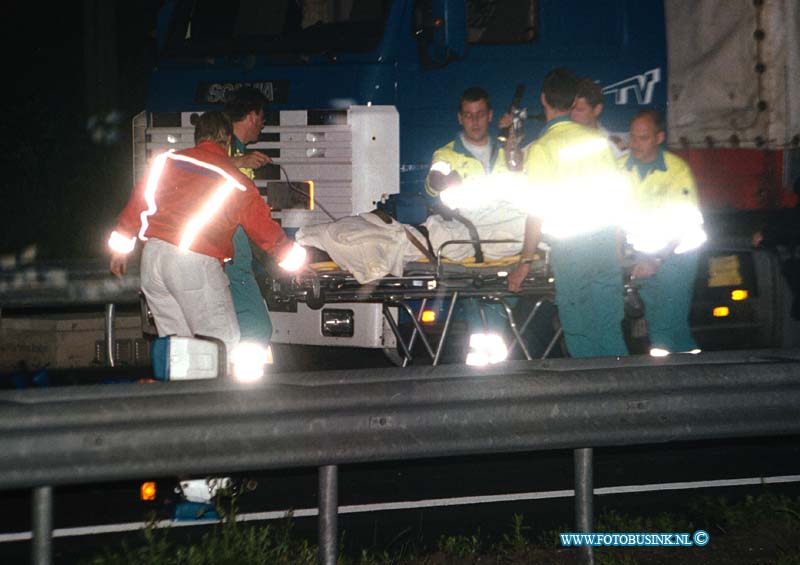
<box><xmin>575</xmin><ymin>78</ymin><xmax>604</xmax><ymax>108</ymax></box>
<box><xmin>194</xmin><ymin>111</ymin><xmax>233</xmax><ymax>145</ymax></box>
<box><xmin>459</xmin><ymin>86</ymin><xmax>491</xmax><ymax>112</ymax></box>
<box><xmin>632</xmin><ymin>108</ymin><xmax>665</xmax><ymax>133</ymax></box>
<box><xmin>542</xmin><ymin>68</ymin><xmax>578</xmax><ymax>111</ymax></box>
<box><xmin>224</xmin><ymin>86</ymin><xmax>268</xmax><ymax>123</ymax></box>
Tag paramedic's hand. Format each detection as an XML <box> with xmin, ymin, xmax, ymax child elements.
<box><xmin>278</xmin><ymin>242</ymin><xmax>307</xmax><ymax>273</ymax></box>
<box><xmin>631</xmin><ymin>259</ymin><xmax>660</xmax><ymax>279</ymax></box>
<box><xmin>232</xmin><ymin>151</ymin><xmax>272</xmax><ymax>170</ymax></box>
<box><xmin>110</xmin><ymin>253</ymin><xmax>128</xmax><ymax>278</ymax></box>
<box><xmin>507</xmin><ymin>262</ymin><xmax>530</xmax><ymax>293</ymax></box>
<box><xmin>429</xmin><ymin>170</ymin><xmax>463</xmax><ymax>193</ymax></box>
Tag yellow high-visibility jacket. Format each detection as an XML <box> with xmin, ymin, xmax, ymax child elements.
<box><xmin>518</xmin><ymin>116</ymin><xmax>627</xmax><ymax>238</ymax></box>
<box><xmin>618</xmin><ymin>149</ymin><xmax>704</xmax><ymax>254</ymax></box>
<box><xmin>425</xmin><ymin>135</ymin><xmax>503</xmax><ymax>197</ymax></box>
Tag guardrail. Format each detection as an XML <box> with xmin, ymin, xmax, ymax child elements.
<box><xmin>2</xmin><ymin>350</ymin><xmax>800</xmax><ymax>564</ymax></box>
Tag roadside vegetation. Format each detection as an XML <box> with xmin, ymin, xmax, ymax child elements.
<box><xmin>84</xmin><ymin>491</ymin><xmax>800</xmax><ymax>564</ymax></box>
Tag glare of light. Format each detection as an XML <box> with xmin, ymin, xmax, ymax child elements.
<box><xmin>140</xmin><ymin>482</ymin><xmax>157</xmax><ymax>501</ymax></box>
<box><xmin>731</xmin><ymin>289</ymin><xmax>748</xmax><ymax>301</ymax></box>
<box><xmin>497</xmin><ymin>271</ymin><xmax>509</xmax><ymax>277</ymax></box>
<box><xmin>231</xmin><ymin>342</ymin><xmax>269</xmax><ymax>383</ymax></box>
<box><xmin>650</xmin><ymin>347</ymin><xmax>670</xmax><ymax>357</ymax></box>
<box><xmin>558</xmin><ymin>137</ymin><xmax>609</xmax><ymax>162</ymax></box>
<box><xmin>430</xmin><ymin>161</ymin><xmax>452</xmax><ymax>176</ymax></box>
<box><xmin>626</xmin><ymin>203</ymin><xmax>706</xmax><ymax>255</ymax></box>
<box><xmin>466</xmin><ymin>351</ymin><xmax>489</xmax><ymax>367</ymax></box>
<box><xmin>166</xmin><ymin>134</ymin><xmax>178</xmax><ymax>144</ymax></box>
<box><xmin>108</xmin><ymin>230</ymin><xmax>136</xmax><ymax>254</ymax></box>
<box><xmin>421</xmin><ymin>310</ymin><xmax>437</xmax><ymax>324</ymax></box>
<box><xmin>713</xmin><ymin>306</ymin><xmax>730</xmax><ymax>317</ymax></box>
<box><xmin>439</xmin><ymin>172</ymin><xmax>529</xmax><ymax>211</ymax></box>
<box><xmin>686</xmin><ymin>348</ymin><xmax>702</xmax><ymax>354</ymax></box>
<box><xmin>466</xmin><ymin>333</ymin><xmax>508</xmax><ymax>366</ymax></box>
<box><xmin>278</xmin><ymin>242</ymin><xmax>307</xmax><ymax>272</ymax></box>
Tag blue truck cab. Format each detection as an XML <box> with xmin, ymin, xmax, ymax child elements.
<box><xmin>150</xmin><ymin>0</ymin><xmax>666</xmax><ymax>219</ymax></box>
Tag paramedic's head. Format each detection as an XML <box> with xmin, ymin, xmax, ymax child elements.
<box><xmin>540</xmin><ymin>68</ymin><xmax>578</xmax><ymax>118</ymax></box>
<box><xmin>224</xmin><ymin>86</ymin><xmax>268</xmax><ymax>144</ymax></box>
<box><xmin>629</xmin><ymin>109</ymin><xmax>665</xmax><ymax>163</ymax></box>
<box><xmin>194</xmin><ymin>111</ymin><xmax>233</xmax><ymax>149</ymax></box>
<box><xmin>458</xmin><ymin>86</ymin><xmax>493</xmax><ymax>145</ymax></box>
<box><xmin>571</xmin><ymin>78</ymin><xmax>604</xmax><ymax>129</ymax></box>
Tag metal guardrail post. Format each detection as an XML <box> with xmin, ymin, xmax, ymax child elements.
<box><xmin>104</xmin><ymin>303</ymin><xmax>115</xmax><ymax>367</ymax></box>
<box><xmin>32</xmin><ymin>486</ymin><xmax>53</xmax><ymax>565</ymax></box>
<box><xmin>575</xmin><ymin>448</ymin><xmax>594</xmax><ymax>565</ymax></box>
<box><xmin>318</xmin><ymin>465</ymin><xmax>338</xmax><ymax>565</ymax></box>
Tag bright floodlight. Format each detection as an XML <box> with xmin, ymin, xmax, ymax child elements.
<box><xmin>466</xmin><ymin>333</ymin><xmax>508</xmax><ymax>366</ymax></box>
<box><xmin>231</xmin><ymin>342</ymin><xmax>270</xmax><ymax>382</ymax></box>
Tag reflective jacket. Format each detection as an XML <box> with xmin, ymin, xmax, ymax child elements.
<box><xmin>520</xmin><ymin>117</ymin><xmax>629</xmax><ymax>238</ymax></box>
<box><xmin>113</xmin><ymin>141</ymin><xmax>290</xmax><ymax>263</ymax></box>
<box><xmin>618</xmin><ymin>149</ymin><xmax>705</xmax><ymax>254</ymax></box>
<box><xmin>425</xmin><ymin>135</ymin><xmax>502</xmax><ymax>197</ymax></box>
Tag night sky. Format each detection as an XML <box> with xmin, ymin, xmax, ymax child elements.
<box><xmin>1</xmin><ymin>2</ymin><xmax>162</xmax><ymax>261</ymax></box>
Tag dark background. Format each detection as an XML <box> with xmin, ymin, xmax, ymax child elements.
<box><xmin>1</xmin><ymin>1</ymin><xmax>163</xmax><ymax>260</ymax></box>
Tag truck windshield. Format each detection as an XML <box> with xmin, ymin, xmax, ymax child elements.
<box><xmin>165</xmin><ymin>0</ymin><xmax>395</xmax><ymax>57</ymax></box>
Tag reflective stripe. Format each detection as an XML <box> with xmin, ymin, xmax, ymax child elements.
<box><xmin>178</xmin><ymin>180</ymin><xmax>239</xmax><ymax>251</ymax></box>
<box><xmin>138</xmin><ymin>151</ymin><xmax>173</xmax><ymax>241</ymax></box>
<box><xmin>139</xmin><ymin>151</ymin><xmax>248</xmax><ymax>251</ymax></box>
<box><xmin>107</xmin><ymin>230</ymin><xmax>136</xmax><ymax>254</ymax></box>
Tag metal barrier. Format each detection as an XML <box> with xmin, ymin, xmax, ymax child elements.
<box><xmin>2</xmin><ymin>350</ymin><xmax>800</xmax><ymax>564</ymax></box>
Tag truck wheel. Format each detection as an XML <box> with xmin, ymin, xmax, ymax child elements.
<box><xmin>305</xmin><ymin>289</ymin><xmax>326</xmax><ymax>310</ymax></box>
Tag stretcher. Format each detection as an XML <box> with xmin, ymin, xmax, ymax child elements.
<box><xmin>265</xmin><ymin>239</ymin><xmax>560</xmax><ymax>366</ymax></box>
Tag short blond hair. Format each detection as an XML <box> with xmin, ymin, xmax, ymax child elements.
<box><xmin>194</xmin><ymin>111</ymin><xmax>233</xmax><ymax>145</ymax></box>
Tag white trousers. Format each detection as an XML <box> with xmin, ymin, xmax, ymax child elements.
<box><xmin>140</xmin><ymin>238</ymin><xmax>240</xmax><ymax>356</ymax></box>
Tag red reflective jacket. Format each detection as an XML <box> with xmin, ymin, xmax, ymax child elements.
<box><xmin>113</xmin><ymin>141</ymin><xmax>290</xmax><ymax>262</ymax></box>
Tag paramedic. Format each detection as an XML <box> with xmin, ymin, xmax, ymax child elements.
<box><xmin>619</xmin><ymin>109</ymin><xmax>704</xmax><ymax>356</ymax></box>
<box><xmin>425</xmin><ymin>87</ymin><xmax>502</xmax><ymax>200</ymax></box>
<box><xmin>507</xmin><ymin>68</ymin><xmax>629</xmax><ymax>358</ymax></box>
<box><xmin>224</xmin><ymin>86</ymin><xmax>276</xmax><ymax>351</ymax></box>
<box><xmin>425</xmin><ymin>87</ymin><xmax>512</xmax><ymax>363</ymax></box>
<box><xmin>107</xmin><ymin>111</ymin><xmax>306</xmax><ymax>357</ymax></box>
<box><xmin>570</xmin><ymin>78</ymin><xmax>628</xmax><ymax>158</ymax></box>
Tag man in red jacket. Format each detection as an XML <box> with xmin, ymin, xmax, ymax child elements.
<box><xmin>108</xmin><ymin>111</ymin><xmax>305</xmax><ymax>359</ymax></box>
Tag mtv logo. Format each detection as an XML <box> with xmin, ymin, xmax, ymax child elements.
<box><xmin>602</xmin><ymin>68</ymin><xmax>662</xmax><ymax>105</ymax></box>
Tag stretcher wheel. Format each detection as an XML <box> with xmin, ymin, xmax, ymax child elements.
<box><xmin>382</xmin><ymin>347</ymin><xmax>406</xmax><ymax>367</ymax></box>
<box><xmin>305</xmin><ymin>288</ymin><xmax>326</xmax><ymax>310</ymax></box>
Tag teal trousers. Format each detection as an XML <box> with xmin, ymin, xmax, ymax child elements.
<box><xmin>224</xmin><ymin>227</ymin><xmax>273</xmax><ymax>347</ymax></box>
<box><xmin>550</xmin><ymin>228</ymin><xmax>629</xmax><ymax>358</ymax></box>
<box><xmin>637</xmin><ymin>250</ymin><xmax>699</xmax><ymax>353</ymax></box>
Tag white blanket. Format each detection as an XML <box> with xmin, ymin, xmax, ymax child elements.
<box><xmin>296</xmin><ymin>213</ymin><xmax>426</xmax><ymax>284</ymax></box>
<box><xmin>296</xmin><ymin>205</ymin><xmax>527</xmax><ymax>284</ymax></box>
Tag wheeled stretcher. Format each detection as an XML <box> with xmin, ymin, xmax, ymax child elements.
<box><xmin>264</xmin><ymin>239</ymin><xmax>561</xmax><ymax>366</ymax></box>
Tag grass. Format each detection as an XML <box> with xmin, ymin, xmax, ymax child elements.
<box><xmin>84</xmin><ymin>490</ymin><xmax>800</xmax><ymax>564</ymax></box>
